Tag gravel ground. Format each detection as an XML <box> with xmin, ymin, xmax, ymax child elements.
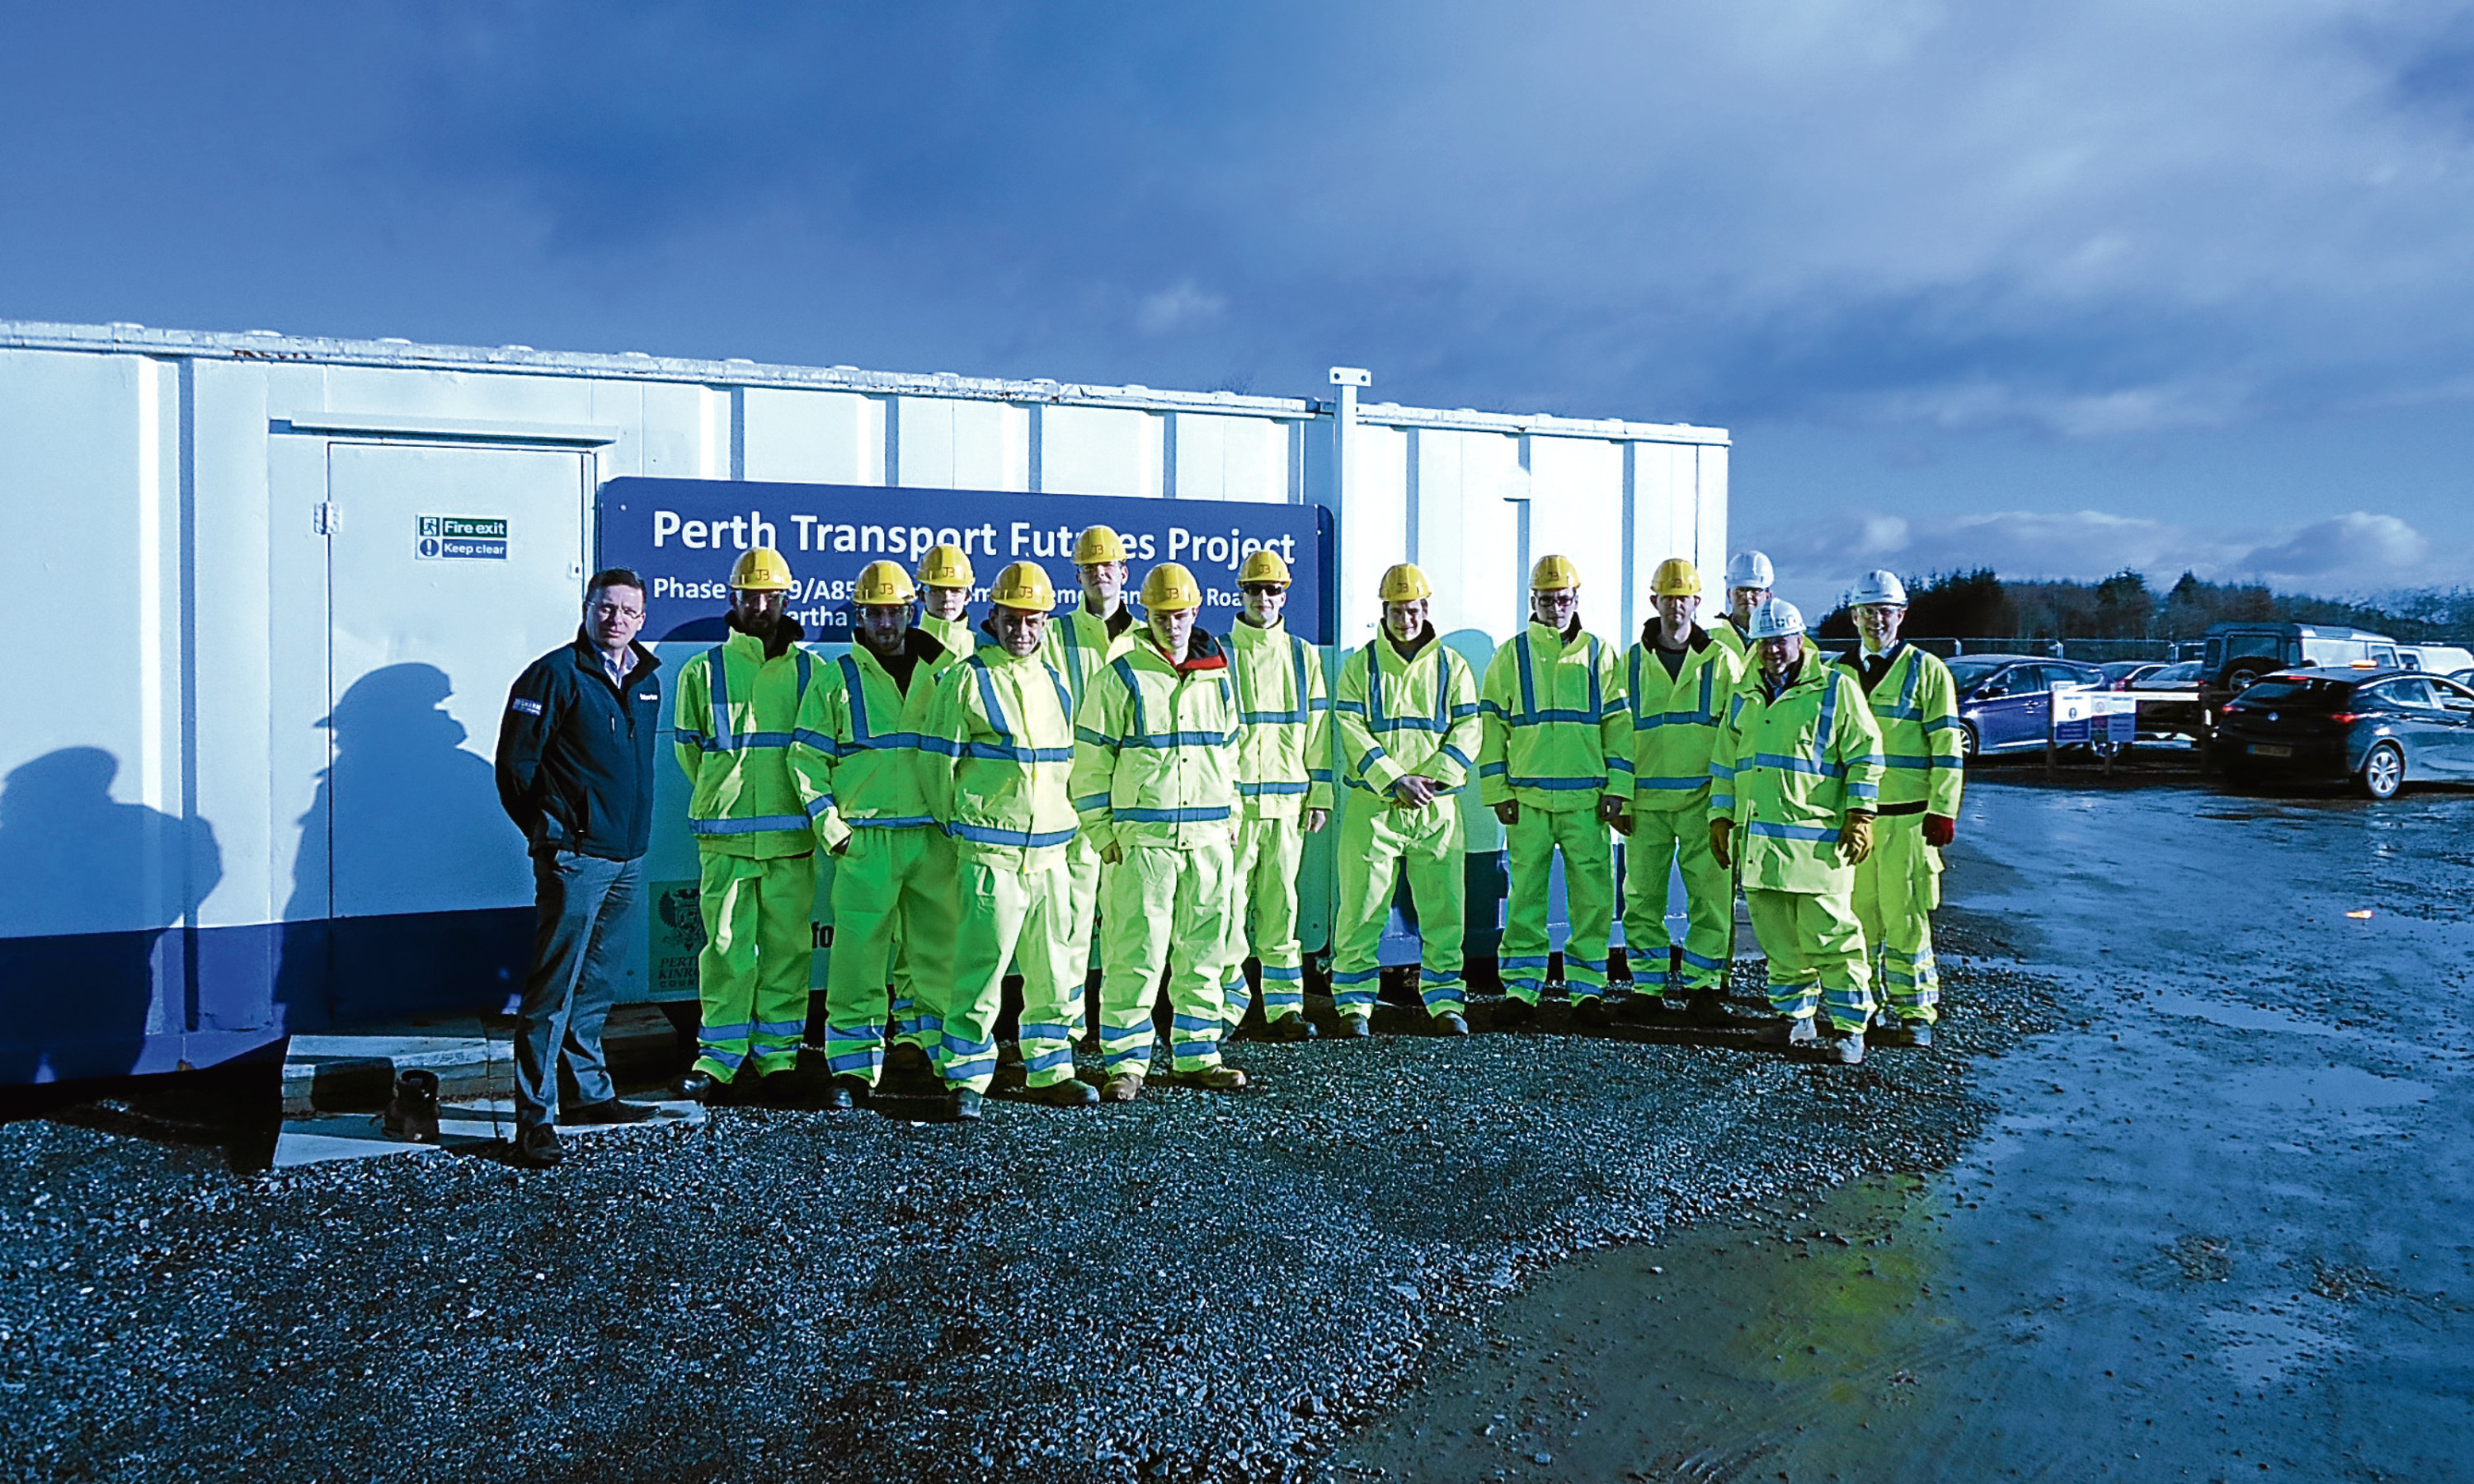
<box><xmin>2</xmin><ymin>948</ymin><xmax>2059</xmax><ymax>1484</ymax></box>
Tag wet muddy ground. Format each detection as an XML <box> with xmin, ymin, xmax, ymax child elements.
<box><xmin>4</xmin><ymin>773</ymin><xmax>2464</xmax><ymax>1481</ymax></box>
<box><xmin>1351</xmin><ymin>774</ymin><xmax>2474</xmax><ymax>1482</ymax></box>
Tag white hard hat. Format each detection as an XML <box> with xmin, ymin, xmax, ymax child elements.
<box><xmin>1724</xmin><ymin>551</ymin><xmax>1776</xmax><ymax>590</ymax></box>
<box><xmin>1745</xmin><ymin>598</ymin><xmax>1805</xmax><ymax>641</ymax></box>
<box><xmin>1848</xmin><ymin>569</ymin><xmax>1908</xmax><ymax>608</ymax></box>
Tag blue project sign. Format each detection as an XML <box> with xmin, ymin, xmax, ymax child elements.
<box><xmin>596</xmin><ymin>477</ymin><xmax>1333</xmax><ymax>643</ymax></box>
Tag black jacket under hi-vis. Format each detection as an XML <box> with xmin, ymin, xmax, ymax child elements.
<box><xmin>496</xmin><ymin>632</ymin><xmax>665</xmax><ymax>861</ymax></box>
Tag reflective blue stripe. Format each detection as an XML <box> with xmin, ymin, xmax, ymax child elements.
<box><xmin>849</xmin><ymin>815</ymin><xmax>936</xmax><ymax>829</ymax></box>
<box><xmin>1929</xmin><ymin>756</ymin><xmax>1964</xmax><ymax>769</ymax></box>
<box><xmin>1242</xmin><ymin>710</ymin><xmax>1308</xmax><ymax>725</ymax></box>
<box><xmin>1752</xmin><ymin>752</ymin><xmax>1843</xmax><ymax>777</ymax></box>
<box><xmin>1171</xmin><ymin>1013</ymin><xmax>1221</xmax><ymax>1032</ymax></box>
<box><xmin>1516</xmin><ymin>633</ymin><xmax>1537</xmax><ymax>720</ymax></box>
<box><xmin>689</xmin><ymin>815</ymin><xmax>811</xmax><ymax>834</ymax></box>
<box><xmin>1607</xmin><ymin>757</ymin><xmax>1634</xmax><ymax>773</ymax></box>
<box><xmin>1334</xmin><ymin>698</ymin><xmax>1367</xmax><ymax>715</ymax></box>
<box><xmin>1709</xmin><ymin>762</ymin><xmax>1738</xmax><ymax>779</ymax></box>
<box><xmin>1023</xmin><ymin>1047</ymin><xmax>1076</xmax><ymax>1073</ymax></box>
<box><xmin>707</xmin><ymin>646</ymin><xmax>730</xmax><ymax>752</ymax></box>
<box><xmin>1566</xmin><ymin>955</ymin><xmax>1606</xmax><ymax>973</ymax></box>
<box><xmin>1479</xmin><ymin>761</ymin><xmax>1507</xmax><ymax>777</ymax></box>
<box><xmin>1111</xmin><ymin>657</ymin><xmax>1146</xmax><ymax>738</ymax></box>
<box><xmin>1331</xmin><ymin>966</ymin><xmax>1380</xmax><ymax>984</ymax></box>
<box><xmin>1418</xmin><ymin>968</ymin><xmax>1457</xmax><ymax>982</ymax></box>
<box><xmin>805</xmin><ymin>793</ymin><xmax>835</xmax><ymax>818</ymax></box>
<box><xmin>1123</xmin><ymin>731</ymin><xmax>1235</xmax><ymax>749</ymax></box>
<box><xmin>1117</xmin><ymin>805</ymin><xmax>1232</xmax><ymax>824</ymax></box>
<box><xmin>1499</xmin><ymin>955</ymin><xmax>1550</xmax><ymax>970</ymax></box>
<box><xmin>1922</xmin><ymin>715</ymin><xmax>1960</xmax><ymax>733</ymax></box>
<box><xmin>964</xmin><ymin>741</ymin><xmax>1073</xmax><ymax>763</ymax></box>
<box><xmin>946</xmin><ymin>821</ymin><xmax>1079</xmax><ymax>848</ymax></box>
<box><xmin>969</xmin><ymin>655</ymin><xmax>1013</xmax><ymax>749</ymax></box>
<box><xmin>754</xmin><ymin>1019</ymin><xmax>807</xmax><ymax>1038</ymax></box>
<box><xmin>700</xmin><ymin>1021</ymin><xmax>755</xmax><ymax>1040</ymax></box>
<box><xmin>792</xmin><ymin>727</ymin><xmax>840</xmax><ymax>754</ymax></box>
<box><xmin>1509</xmin><ymin>776</ymin><xmax>1600</xmax><ymax>791</ymax></box>
<box><xmin>943</xmin><ymin>1033</ymin><xmax>997</xmax><ymax>1058</ymax></box>
<box><xmin>1172</xmin><ymin>1041</ymin><xmax>1220</xmax><ymax>1059</ymax></box>
<box><xmin>1710</xmin><ymin>792</ymin><xmax>1735</xmax><ymax>810</ymax></box>
<box><xmin>1636</xmin><ymin>776</ymin><xmax>1711</xmax><ymax>791</ymax></box>
<box><xmin>1073</xmin><ymin>792</ymin><xmax>1110</xmax><ymax>811</ymax></box>
<box><xmin>825</xmin><ymin>1050</ymin><xmax>879</xmax><ymax>1074</ymax></box>
<box><xmin>1441</xmin><ymin>743</ymin><xmax>1474</xmax><ymax>770</ymax></box>
<box><xmin>703</xmin><ymin>644</ymin><xmax>814</xmax><ymax>754</ymax></box>
<box><xmin>1075</xmin><ymin>726</ymin><xmax>1112</xmax><ymax>746</ymax></box>
<box><xmin>1747</xmin><ymin>820</ymin><xmax>1840</xmax><ymax>843</ymax></box>
<box><xmin>1882</xmin><ymin>754</ymin><xmax>1935</xmax><ymax>768</ymax></box>
<box><xmin>1238</xmin><ymin>780</ymin><xmax>1311</xmax><ymax>796</ymax></box>
<box><xmin>1018</xmin><ymin>1021</ymin><xmax>1076</xmax><ymax>1042</ymax></box>
<box><xmin>825</xmin><ymin>1026</ymin><xmax>882</xmax><ymax>1045</ymax></box>
<box><xmin>1259</xmin><ymin>964</ymin><xmax>1305</xmax><ymax>980</ymax></box>
<box><xmin>1679</xmin><ymin>947</ymin><xmax>1724</xmax><ymax>970</ymax></box>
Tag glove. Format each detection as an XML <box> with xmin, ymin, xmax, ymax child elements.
<box><xmin>1493</xmin><ymin>800</ymin><xmax>1520</xmax><ymax>826</ymax></box>
<box><xmin>1839</xmin><ymin>811</ymin><xmax>1875</xmax><ymax>866</ymax></box>
<box><xmin>1099</xmin><ymin>839</ymin><xmax>1124</xmax><ymax>866</ymax></box>
<box><xmin>1709</xmin><ymin>817</ymin><xmax>1733</xmax><ymax>870</ymax></box>
<box><xmin>1923</xmin><ymin>813</ymin><xmax>1956</xmax><ymax>848</ymax></box>
<box><xmin>1597</xmin><ymin>794</ymin><xmax>1629</xmax><ymax>829</ymax></box>
<box><xmin>1305</xmin><ymin>808</ymin><xmax>1329</xmax><ymax>834</ymax></box>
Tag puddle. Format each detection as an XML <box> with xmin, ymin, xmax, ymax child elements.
<box><xmin>2213</xmin><ymin>1064</ymin><xmax>2431</xmax><ymax>1111</ymax></box>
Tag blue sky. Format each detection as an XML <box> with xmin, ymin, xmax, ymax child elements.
<box><xmin>8</xmin><ymin>2</ymin><xmax>2474</xmax><ymax>616</ymax></box>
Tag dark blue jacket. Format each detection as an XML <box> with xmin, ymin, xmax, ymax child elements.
<box><xmin>495</xmin><ymin>634</ymin><xmax>663</xmax><ymax>861</ymax></box>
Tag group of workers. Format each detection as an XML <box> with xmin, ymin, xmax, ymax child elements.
<box><xmin>495</xmin><ymin>521</ymin><xmax>1963</xmax><ymax>1162</ymax></box>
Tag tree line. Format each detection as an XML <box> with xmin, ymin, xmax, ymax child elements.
<box><xmin>1815</xmin><ymin>570</ymin><xmax>2474</xmax><ymax>643</ymax></box>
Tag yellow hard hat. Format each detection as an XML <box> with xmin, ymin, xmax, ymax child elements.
<box><xmin>1651</xmin><ymin>557</ymin><xmax>1702</xmax><ymax>597</ymax></box>
<box><xmin>1531</xmin><ymin>553</ymin><xmax>1581</xmax><ymax>592</ymax></box>
<box><xmin>729</xmin><ymin>547</ymin><xmax>794</xmax><ymax>592</ymax></box>
<box><xmin>1139</xmin><ymin>562</ymin><xmax>1203</xmax><ymax>613</ymax></box>
<box><xmin>854</xmin><ymin>560</ymin><xmax>916</xmax><ymax>606</ymax></box>
<box><xmin>988</xmin><ymin>561</ymin><xmax>1056</xmax><ymax>612</ymax></box>
<box><xmin>1238</xmin><ymin>548</ymin><xmax>1292</xmax><ymax>586</ymax></box>
<box><xmin>1073</xmin><ymin>524</ymin><xmax>1129</xmax><ymax>566</ymax></box>
<box><xmin>915</xmin><ymin>543</ymin><xmax>974</xmax><ymax>589</ymax></box>
<box><xmin>1378</xmin><ymin>562</ymin><xmax>1432</xmax><ymax>603</ymax></box>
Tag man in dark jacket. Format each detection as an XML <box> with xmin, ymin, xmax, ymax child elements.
<box><xmin>494</xmin><ymin>569</ymin><xmax>666</xmax><ymax>1167</ymax></box>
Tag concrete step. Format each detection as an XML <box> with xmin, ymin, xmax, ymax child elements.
<box><xmin>283</xmin><ymin>1003</ymin><xmax>686</xmax><ymax>1115</ymax></box>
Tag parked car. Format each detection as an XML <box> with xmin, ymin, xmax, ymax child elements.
<box><xmin>2396</xmin><ymin>644</ymin><xmax>2474</xmax><ymax>676</ymax></box>
<box><xmin>2201</xmin><ymin>622</ymin><xmax>2401</xmax><ymax>701</ymax></box>
<box><xmin>2128</xmin><ymin>659</ymin><xmax>2206</xmax><ymax>739</ymax></box>
<box><xmin>2215</xmin><ymin>669</ymin><xmax>2474</xmax><ymax>799</ymax></box>
<box><xmin>2099</xmin><ymin>660</ymin><xmax>2165</xmax><ymax>689</ymax></box>
<box><xmin>1945</xmin><ymin>655</ymin><xmax>2109</xmax><ymax>755</ymax></box>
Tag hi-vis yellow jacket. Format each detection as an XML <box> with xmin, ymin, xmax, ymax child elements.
<box><xmin>1042</xmin><ymin>602</ymin><xmax>1137</xmax><ymax>720</ymax></box>
<box><xmin>911</xmin><ymin>635</ymin><xmax>1080</xmax><ymax>852</ymax></box>
<box><xmin>1227</xmin><ymin>618</ymin><xmax>1333</xmax><ymax>820</ymax></box>
<box><xmin>1620</xmin><ymin>622</ymin><xmax>1743</xmax><ymax>812</ymax></box>
<box><xmin>1478</xmin><ymin>620</ymin><xmax>1628</xmax><ymax>811</ymax></box>
<box><xmin>1830</xmin><ymin>642</ymin><xmax>1965</xmax><ymax>816</ymax></box>
<box><xmin>673</xmin><ymin>619</ymin><xmax>817</xmax><ymax>858</ymax></box>
<box><xmin>1070</xmin><ymin>629</ymin><xmax>1242</xmax><ymax>852</ymax></box>
<box><xmin>788</xmin><ymin>630</ymin><xmax>951</xmax><ymax>852</ymax></box>
<box><xmin>1333</xmin><ymin>627</ymin><xmax>1481</xmax><ymax>802</ymax></box>
<box><xmin>1710</xmin><ymin>650</ymin><xmax>1885</xmax><ymax>894</ymax></box>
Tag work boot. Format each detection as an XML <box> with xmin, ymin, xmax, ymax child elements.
<box><xmin>560</xmin><ymin>1098</ymin><xmax>656</xmax><ymax>1126</ymax></box>
<box><xmin>1764</xmin><ymin>1016</ymin><xmax>1818</xmax><ymax>1048</ymax></box>
<box><xmin>1026</xmin><ymin>1078</ymin><xmax>1100</xmax><ymax>1109</ymax></box>
<box><xmin>1183</xmin><ymin>1066</ymin><xmax>1251</xmax><ymax>1093</ymax></box>
<box><xmin>512</xmin><ymin>1122</ymin><xmax>564</xmax><ymax>1168</ymax></box>
<box><xmin>1102</xmin><ymin>1072</ymin><xmax>1145</xmax><ymax>1103</ymax></box>
<box><xmin>1573</xmin><ymin>997</ymin><xmax>1610</xmax><ymax>1030</ymax></box>
<box><xmin>1687</xmin><ymin>989</ymin><xmax>1728</xmax><ymax>1024</ymax></box>
<box><xmin>1837</xmin><ymin>1031</ymin><xmax>1867</xmax><ymax>1065</ymax></box>
<box><xmin>1337</xmin><ymin>1016</ymin><xmax>1371</xmax><ymax>1040</ymax></box>
<box><xmin>824</xmin><ymin>1075</ymin><xmax>870</xmax><ymax>1111</ymax></box>
<box><xmin>948</xmin><ymin>1085</ymin><xmax>984</xmax><ymax>1122</ymax></box>
<box><xmin>884</xmin><ymin>1042</ymin><xmax>934</xmax><ymax>1084</ymax></box>
<box><xmin>669</xmin><ymin>1071</ymin><xmax>717</xmax><ymax>1105</ymax></box>
<box><xmin>1432</xmin><ymin>1011</ymin><xmax>1470</xmax><ymax>1036</ymax></box>
<box><xmin>1268</xmin><ymin>1014</ymin><xmax>1315</xmax><ymax>1043</ymax></box>
<box><xmin>1494</xmin><ymin>997</ymin><xmax>1537</xmax><ymax>1029</ymax></box>
<box><xmin>1894</xmin><ymin>1018</ymin><xmax>1935</xmax><ymax>1049</ymax></box>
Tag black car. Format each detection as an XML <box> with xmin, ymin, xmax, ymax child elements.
<box><xmin>2215</xmin><ymin>669</ymin><xmax>2474</xmax><ymax>799</ymax></box>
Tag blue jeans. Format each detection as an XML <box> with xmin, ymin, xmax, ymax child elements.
<box><xmin>516</xmin><ymin>852</ymin><xmax>638</xmax><ymax>1126</ymax></box>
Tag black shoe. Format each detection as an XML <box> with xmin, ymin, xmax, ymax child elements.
<box><xmin>560</xmin><ymin>1098</ymin><xmax>657</xmax><ymax>1126</ymax></box>
<box><xmin>670</xmin><ymin>1071</ymin><xmax>717</xmax><ymax>1105</ymax></box>
<box><xmin>1573</xmin><ymin>998</ymin><xmax>1610</xmax><ymax>1030</ymax></box>
<box><xmin>1495</xmin><ymin>997</ymin><xmax>1537</xmax><ymax>1028</ymax></box>
<box><xmin>949</xmin><ymin>1086</ymin><xmax>984</xmax><ymax>1122</ymax></box>
<box><xmin>1687</xmin><ymin>989</ymin><xmax>1728</xmax><ymax>1024</ymax></box>
<box><xmin>1338</xmin><ymin>1016</ymin><xmax>1372</xmax><ymax>1040</ymax></box>
<box><xmin>513</xmin><ymin>1122</ymin><xmax>564</xmax><ymax>1168</ymax></box>
<box><xmin>885</xmin><ymin>1042</ymin><xmax>934</xmax><ymax>1078</ymax></box>
<box><xmin>1026</xmin><ymin>1078</ymin><xmax>1099</xmax><ymax>1108</ymax></box>
<box><xmin>825</xmin><ymin>1075</ymin><xmax>870</xmax><ymax>1111</ymax></box>
<box><xmin>1268</xmin><ymin>1015</ymin><xmax>1315</xmax><ymax>1043</ymax></box>
<box><xmin>1432</xmin><ymin>1011</ymin><xmax>1470</xmax><ymax>1036</ymax></box>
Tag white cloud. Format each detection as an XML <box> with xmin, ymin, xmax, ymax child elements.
<box><xmin>1748</xmin><ymin>505</ymin><xmax>2458</xmax><ymax>614</ymax></box>
<box><xmin>1134</xmin><ymin>281</ymin><xmax>1225</xmax><ymax>336</ymax></box>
